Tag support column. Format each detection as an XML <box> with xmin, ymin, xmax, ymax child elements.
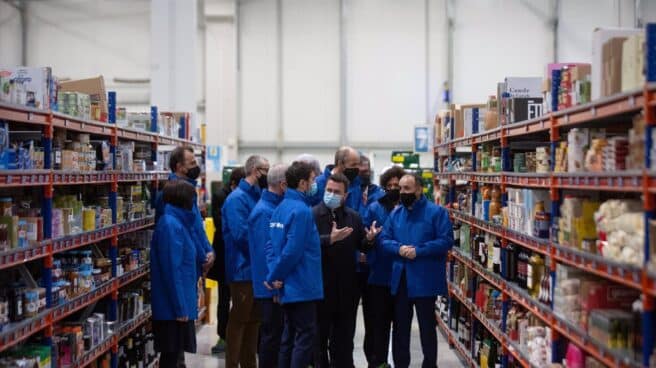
<box><xmin>150</xmin><ymin>0</ymin><xmax>198</xmax><ymax>134</ymax></box>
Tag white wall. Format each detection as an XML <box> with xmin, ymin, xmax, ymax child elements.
<box><xmin>0</xmin><ymin>2</ymin><xmax>21</xmax><ymax>67</ymax></box>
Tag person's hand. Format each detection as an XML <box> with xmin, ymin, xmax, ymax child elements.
<box><xmin>330</xmin><ymin>222</ymin><xmax>353</xmax><ymax>244</ymax></box>
<box><xmin>399</xmin><ymin>245</ymin><xmax>416</xmax><ymax>259</ymax></box>
<box><xmin>176</xmin><ymin>316</ymin><xmax>189</xmax><ymax>322</ymax></box>
<box><xmin>359</xmin><ymin>252</ymin><xmax>367</xmax><ymax>264</ymax></box>
<box><xmin>365</xmin><ymin>220</ymin><xmax>383</xmax><ymax>241</ymax></box>
<box><xmin>202</xmin><ymin>252</ymin><xmax>215</xmax><ymax>273</ymax></box>
<box><xmin>264</xmin><ymin>281</ymin><xmax>284</xmax><ymax>290</ymax></box>
<box><xmin>362</xmin><ymin>191</ymin><xmax>368</xmax><ymax>206</ymax></box>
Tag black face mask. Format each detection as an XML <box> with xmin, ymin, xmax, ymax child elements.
<box><xmin>360</xmin><ymin>175</ymin><xmax>371</xmax><ymax>187</ymax></box>
<box><xmin>400</xmin><ymin>193</ymin><xmax>417</xmax><ymax>208</ymax></box>
<box><xmin>258</xmin><ymin>174</ymin><xmax>268</xmax><ymax>189</ymax></box>
<box><xmin>186</xmin><ymin>166</ymin><xmax>201</xmax><ymax>180</ymax></box>
<box><xmin>343</xmin><ymin>167</ymin><xmax>359</xmax><ymax>182</ymax></box>
<box><xmin>385</xmin><ymin>189</ymin><xmax>400</xmax><ymax>203</ymax></box>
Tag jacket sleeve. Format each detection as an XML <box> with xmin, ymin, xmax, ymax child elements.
<box><xmin>154</xmin><ymin>191</ymin><xmax>164</xmax><ymax>223</ymax></box>
<box><xmin>211</xmin><ymin>192</ymin><xmax>224</xmax><ymax>234</ymax></box>
<box><xmin>156</xmin><ymin>223</ymin><xmax>188</xmax><ymax>318</ymax></box>
<box><xmin>381</xmin><ymin>214</ymin><xmax>401</xmax><ymax>257</ymax></box>
<box><xmin>416</xmin><ymin>208</ymin><xmax>454</xmax><ymax>258</ymax></box>
<box><xmin>267</xmin><ymin>211</ymin><xmax>310</xmax><ymax>282</ymax></box>
<box><xmin>224</xmin><ymin>196</ymin><xmax>251</xmax><ymax>253</ymax></box>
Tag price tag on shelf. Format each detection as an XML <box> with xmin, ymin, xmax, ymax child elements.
<box><xmin>618</xmin><ymin>177</ymin><xmax>623</xmax><ymax>187</ymax></box>
<box><xmin>591</xmin><ymin>106</ymin><xmax>597</xmax><ymax>117</ymax></box>
<box><xmin>629</xmin><ymin>95</ymin><xmax>635</xmax><ymax>107</ymax></box>
<box><xmin>27</xmin><ymin>112</ymin><xmax>33</xmax><ymax>121</ymax></box>
<box><xmin>593</xmin><ymin>176</ymin><xmax>599</xmax><ymax>186</ymax></box>
<box><xmin>632</xmin><ymin>176</ymin><xmax>639</xmax><ymax>187</ymax></box>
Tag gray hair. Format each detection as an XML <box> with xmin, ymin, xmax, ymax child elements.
<box><xmin>267</xmin><ymin>164</ymin><xmax>288</xmax><ymax>186</ymax></box>
<box><xmin>360</xmin><ymin>154</ymin><xmax>370</xmax><ymax>166</ymax></box>
<box><xmin>295</xmin><ymin>153</ymin><xmax>321</xmax><ymax>175</ymax></box>
<box><xmin>244</xmin><ymin>155</ymin><xmax>267</xmax><ymax>174</ymax></box>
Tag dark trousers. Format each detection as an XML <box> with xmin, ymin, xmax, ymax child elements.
<box><xmin>356</xmin><ymin>270</ymin><xmax>374</xmax><ymax>366</ymax></box>
<box><xmin>281</xmin><ymin>301</ymin><xmax>317</xmax><ymax>368</ymax></box>
<box><xmin>365</xmin><ymin>284</ymin><xmax>394</xmax><ymax>367</ymax></box>
<box><xmin>315</xmin><ymin>299</ymin><xmax>357</xmax><ymax>368</ymax></box>
<box><xmin>217</xmin><ymin>281</ymin><xmax>231</xmax><ymax>339</ymax></box>
<box><xmin>226</xmin><ymin>282</ymin><xmax>260</xmax><ymax>368</ymax></box>
<box><xmin>159</xmin><ymin>351</ymin><xmax>184</xmax><ymax>368</ymax></box>
<box><xmin>257</xmin><ymin>298</ymin><xmax>284</xmax><ymax>368</ymax></box>
<box><xmin>393</xmin><ymin>274</ymin><xmax>437</xmax><ymax>368</ymax></box>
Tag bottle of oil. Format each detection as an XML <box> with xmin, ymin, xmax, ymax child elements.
<box><xmin>527</xmin><ymin>253</ymin><xmax>544</xmax><ymax>298</ymax></box>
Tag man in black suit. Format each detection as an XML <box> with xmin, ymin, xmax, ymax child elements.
<box><xmin>312</xmin><ymin>173</ymin><xmax>381</xmax><ymax>368</ymax></box>
<box><xmin>209</xmin><ymin>167</ymin><xmax>246</xmax><ymax>354</ymax></box>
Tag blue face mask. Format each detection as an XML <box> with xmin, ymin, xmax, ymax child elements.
<box><xmin>323</xmin><ymin>192</ymin><xmax>343</xmax><ymax>209</ymax></box>
<box><xmin>306</xmin><ymin>182</ymin><xmax>318</xmax><ymax>197</ymax></box>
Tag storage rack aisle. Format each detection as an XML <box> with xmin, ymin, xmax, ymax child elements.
<box><xmin>0</xmin><ymin>93</ymin><xmax>205</xmax><ymax>367</ymax></box>
<box><xmin>434</xmin><ymin>27</ymin><xmax>656</xmax><ymax>368</ymax></box>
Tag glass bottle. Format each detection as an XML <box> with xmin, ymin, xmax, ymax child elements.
<box><xmin>493</xmin><ymin>238</ymin><xmax>502</xmax><ymax>274</ymax></box>
<box><xmin>527</xmin><ymin>253</ymin><xmax>544</xmax><ymax>298</ymax></box>
<box><xmin>517</xmin><ymin>248</ymin><xmax>530</xmax><ymax>289</ymax></box>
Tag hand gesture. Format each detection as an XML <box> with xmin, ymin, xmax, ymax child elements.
<box><xmin>264</xmin><ymin>281</ymin><xmax>284</xmax><ymax>290</ymax></box>
<box><xmin>365</xmin><ymin>220</ymin><xmax>383</xmax><ymax>241</ymax></box>
<box><xmin>202</xmin><ymin>252</ymin><xmax>215</xmax><ymax>273</ymax></box>
<box><xmin>330</xmin><ymin>221</ymin><xmax>353</xmax><ymax>244</ymax></box>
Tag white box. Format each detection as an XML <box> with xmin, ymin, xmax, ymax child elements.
<box><xmin>592</xmin><ymin>27</ymin><xmax>641</xmax><ymax>100</ymax></box>
<box><xmin>504</xmin><ymin>77</ymin><xmax>542</xmax><ymax>98</ymax></box>
<box><xmin>0</xmin><ymin>67</ymin><xmax>52</xmax><ymax>110</ymax></box>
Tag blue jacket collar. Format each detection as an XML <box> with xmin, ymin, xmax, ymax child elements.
<box><xmin>238</xmin><ymin>178</ymin><xmax>261</xmax><ymax>199</ymax></box>
<box><xmin>164</xmin><ymin>204</ymin><xmax>196</xmax><ymax>224</ymax></box>
<box><xmin>406</xmin><ymin>195</ymin><xmax>428</xmax><ymax>212</ymax></box>
<box><xmin>261</xmin><ymin>190</ymin><xmax>283</xmax><ymax>205</ymax></box>
<box><xmin>285</xmin><ymin>188</ymin><xmax>309</xmax><ymax>204</ymax></box>
<box><xmin>168</xmin><ymin>172</ymin><xmax>198</xmax><ymax>187</ymax></box>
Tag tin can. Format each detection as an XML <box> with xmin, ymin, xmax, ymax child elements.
<box><xmin>82</xmin><ymin>208</ymin><xmax>96</xmax><ymax>231</ymax></box>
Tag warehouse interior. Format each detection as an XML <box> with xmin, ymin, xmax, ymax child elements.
<box><xmin>3</xmin><ymin>0</ymin><xmax>656</xmax><ymax>367</ymax></box>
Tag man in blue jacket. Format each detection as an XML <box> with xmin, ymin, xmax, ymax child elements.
<box><xmin>248</xmin><ymin>163</ymin><xmax>287</xmax><ymax>368</ymax></box>
<box><xmin>381</xmin><ymin>173</ymin><xmax>453</xmax><ymax>368</ymax></box>
<box><xmin>363</xmin><ymin>165</ymin><xmax>405</xmax><ymax>368</ymax></box>
<box><xmin>265</xmin><ymin>161</ymin><xmax>323</xmax><ymax>368</ymax></box>
<box><xmin>311</xmin><ymin>146</ymin><xmax>363</xmax><ymax>210</ymax></box>
<box><xmin>155</xmin><ymin>147</ymin><xmax>215</xmax><ymax>276</ymax></box>
<box><xmin>223</xmin><ymin>155</ymin><xmax>269</xmax><ymax>368</ymax></box>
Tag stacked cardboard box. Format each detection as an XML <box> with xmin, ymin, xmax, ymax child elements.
<box><xmin>0</xmin><ymin>67</ymin><xmax>55</xmax><ymax>110</ymax></box>
<box><xmin>592</xmin><ymin>28</ymin><xmax>641</xmax><ymax>100</ymax></box>
<box><xmin>452</xmin><ymin>103</ymin><xmax>486</xmax><ymax>139</ymax></box>
<box><xmin>497</xmin><ymin>77</ymin><xmax>542</xmax><ymax>125</ymax></box>
<box><xmin>621</xmin><ymin>34</ymin><xmax>645</xmax><ymax>92</ymax></box>
<box><xmin>602</xmin><ymin>37</ymin><xmax>627</xmax><ymax>97</ymax></box>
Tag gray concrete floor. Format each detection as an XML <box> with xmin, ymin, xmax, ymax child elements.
<box><xmin>185</xmin><ymin>305</ymin><xmax>463</xmax><ymax>368</ymax></box>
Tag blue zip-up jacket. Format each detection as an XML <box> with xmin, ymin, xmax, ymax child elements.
<box><xmin>381</xmin><ymin>196</ymin><xmax>453</xmax><ymax>297</ymax></box>
<box><xmin>151</xmin><ymin>204</ymin><xmax>200</xmax><ymax>320</ymax></box>
<box><xmin>363</xmin><ymin>197</ymin><xmax>396</xmax><ymax>286</ymax></box>
<box><xmin>248</xmin><ymin>190</ymin><xmax>283</xmax><ymax>299</ymax></box>
<box><xmin>266</xmin><ymin>189</ymin><xmax>323</xmax><ymax>304</ymax></box>
<box><xmin>223</xmin><ymin>179</ymin><xmax>261</xmax><ymax>283</ymax></box>
<box><xmin>154</xmin><ymin>173</ymin><xmax>213</xmax><ymax>274</ymax></box>
<box><xmin>315</xmin><ymin>165</ymin><xmax>363</xmax><ymax>212</ymax></box>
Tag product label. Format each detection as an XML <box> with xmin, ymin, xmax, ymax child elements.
<box><xmin>527</xmin><ymin>264</ymin><xmax>533</xmax><ymax>289</ymax></box>
<box><xmin>493</xmin><ymin>246</ymin><xmax>501</xmax><ymax>263</ymax></box>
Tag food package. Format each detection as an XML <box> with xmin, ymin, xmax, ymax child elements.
<box><xmin>0</xmin><ymin>66</ymin><xmax>53</xmax><ymax>110</ymax></box>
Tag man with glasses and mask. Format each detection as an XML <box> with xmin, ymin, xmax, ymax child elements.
<box><xmin>223</xmin><ymin>155</ymin><xmax>270</xmax><ymax>368</ymax></box>
<box><xmin>154</xmin><ymin>146</ymin><xmax>215</xmax><ymax>368</ymax></box>
<box><xmin>381</xmin><ymin>173</ymin><xmax>453</xmax><ymax>368</ymax></box>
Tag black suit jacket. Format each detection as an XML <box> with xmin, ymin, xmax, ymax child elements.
<box><xmin>208</xmin><ymin>187</ymin><xmax>230</xmax><ymax>282</ymax></box>
<box><xmin>312</xmin><ymin>203</ymin><xmax>373</xmax><ymax>312</ymax></box>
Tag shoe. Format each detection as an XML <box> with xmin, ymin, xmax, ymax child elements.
<box><xmin>211</xmin><ymin>339</ymin><xmax>226</xmax><ymax>354</ymax></box>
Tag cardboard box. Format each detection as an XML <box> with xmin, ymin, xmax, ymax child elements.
<box><xmin>510</xmin><ymin>97</ymin><xmax>543</xmax><ymax>123</ymax></box>
<box><xmin>602</xmin><ymin>37</ymin><xmax>627</xmax><ymax>97</ymax></box>
<box><xmin>0</xmin><ymin>67</ymin><xmax>53</xmax><ymax>110</ymax></box>
<box><xmin>592</xmin><ymin>28</ymin><xmax>641</xmax><ymax>100</ymax></box>
<box><xmin>456</xmin><ymin>103</ymin><xmax>486</xmax><ymax>137</ymax></box>
<box><xmin>622</xmin><ymin>34</ymin><xmax>645</xmax><ymax>92</ymax></box>
<box><xmin>59</xmin><ymin>76</ymin><xmax>108</xmax><ymax>121</ymax></box>
<box><xmin>504</xmin><ymin>77</ymin><xmax>542</xmax><ymax>98</ymax></box>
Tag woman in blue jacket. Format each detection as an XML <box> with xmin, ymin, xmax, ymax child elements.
<box><xmin>151</xmin><ymin>180</ymin><xmax>202</xmax><ymax>368</ymax></box>
<box><xmin>362</xmin><ymin>165</ymin><xmax>405</xmax><ymax>368</ymax></box>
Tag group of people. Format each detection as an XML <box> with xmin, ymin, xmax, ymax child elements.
<box><xmin>149</xmin><ymin>145</ymin><xmax>454</xmax><ymax>368</ymax></box>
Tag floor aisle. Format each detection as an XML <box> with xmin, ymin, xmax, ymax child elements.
<box><xmin>185</xmin><ymin>306</ymin><xmax>463</xmax><ymax>367</ymax></box>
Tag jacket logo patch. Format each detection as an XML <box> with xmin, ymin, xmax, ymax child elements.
<box><xmin>270</xmin><ymin>222</ymin><xmax>284</xmax><ymax>229</ymax></box>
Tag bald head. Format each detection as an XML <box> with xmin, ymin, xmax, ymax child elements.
<box><xmin>333</xmin><ymin>146</ymin><xmax>360</xmax><ymax>173</ymax></box>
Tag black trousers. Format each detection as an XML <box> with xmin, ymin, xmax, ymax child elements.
<box><xmin>356</xmin><ymin>270</ymin><xmax>374</xmax><ymax>366</ymax></box>
<box><xmin>281</xmin><ymin>301</ymin><xmax>317</xmax><ymax>368</ymax></box>
<box><xmin>365</xmin><ymin>284</ymin><xmax>394</xmax><ymax>367</ymax></box>
<box><xmin>159</xmin><ymin>351</ymin><xmax>184</xmax><ymax>368</ymax></box>
<box><xmin>392</xmin><ymin>274</ymin><xmax>437</xmax><ymax>368</ymax></box>
<box><xmin>315</xmin><ymin>298</ymin><xmax>357</xmax><ymax>368</ymax></box>
<box><xmin>257</xmin><ymin>298</ymin><xmax>284</xmax><ymax>368</ymax></box>
<box><xmin>217</xmin><ymin>281</ymin><xmax>231</xmax><ymax>339</ymax></box>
